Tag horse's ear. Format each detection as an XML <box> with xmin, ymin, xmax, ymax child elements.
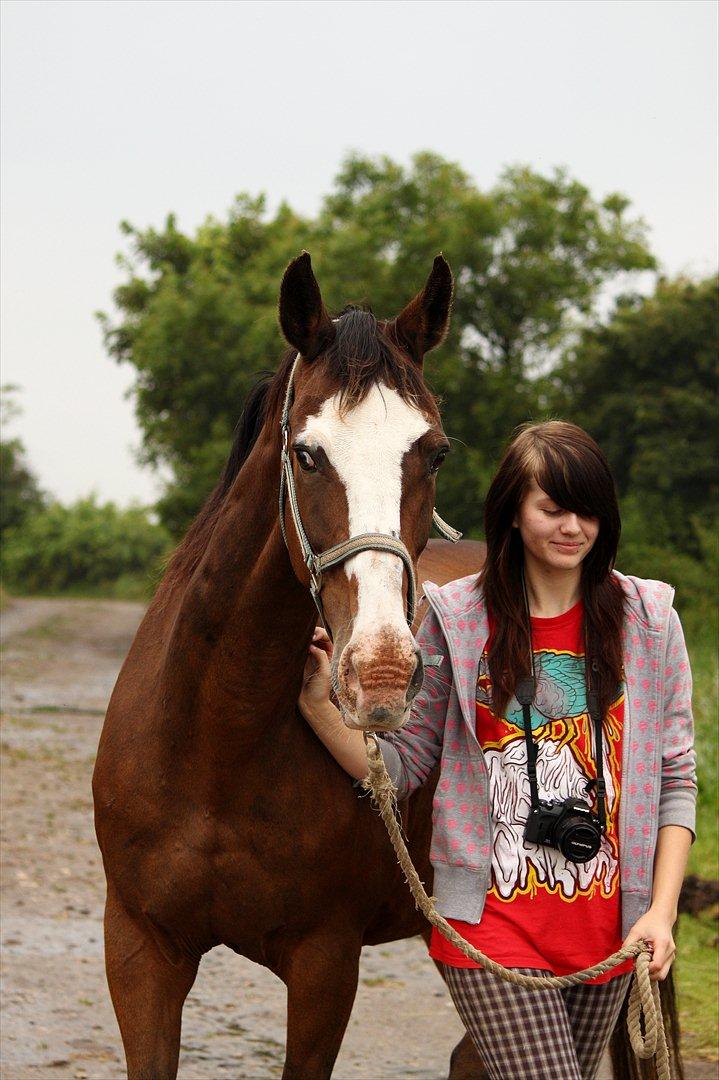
<box><xmin>394</xmin><ymin>255</ymin><xmax>453</xmax><ymax>366</ymax></box>
<box><xmin>279</xmin><ymin>252</ymin><xmax>336</xmax><ymax>360</ymax></box>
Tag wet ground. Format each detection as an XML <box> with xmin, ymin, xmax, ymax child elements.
<box><xmin>0</xmin><ymin>599</ymin><xmax>715</xmax><ymax>1079</ymax></box>
<box><xmin>0</xmin><ymin>598</ymin><xmax>468</xmax><ymax>1079</ymax></box>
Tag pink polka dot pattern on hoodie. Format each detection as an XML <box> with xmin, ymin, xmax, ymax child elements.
<box><xmin>378</xmin><ymin>570</ymin><xmax>696</xmax><ymax>936</ymax></box>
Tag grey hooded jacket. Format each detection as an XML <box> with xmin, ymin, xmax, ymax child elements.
<box><xmin>379</xmin><ymin>570</ymin><xmax>697</xmax><ymax>937</ymax></box>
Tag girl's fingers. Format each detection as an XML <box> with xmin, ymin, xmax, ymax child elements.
<box><xmin>310</xmin><ymin>629</ymin><xmax>333</xmax><ymax>659</ymax></box>
<box><xmin>309</xmin><ymin>645</ymin><xmax>330</xmax><ymax>666</ymax></box>
<box><xmin>654</xmin><ymin>953</ymin><xmax>675</xmax><ymax>981</ymax></box>
<box><xmin>648</xmin><ymin>941</ymin><xmax>675</xmax><ymax>980</ymax></box>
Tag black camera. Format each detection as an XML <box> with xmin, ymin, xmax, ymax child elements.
<box><xmin>524</xmin><ymin>797</ymin><xmax>603</xmax><ymax>864</ymax></box>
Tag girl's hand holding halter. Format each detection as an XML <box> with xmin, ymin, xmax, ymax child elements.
<box><xmin>300</xmin><ymin>627</ymin><xmax>334</xmax><ymax>714</ymax></box>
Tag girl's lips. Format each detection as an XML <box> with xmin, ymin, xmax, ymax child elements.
<box><xmin>553</xmin><ymin>541</ymin><xmax>582</xmax><ymax>551</ymax></box>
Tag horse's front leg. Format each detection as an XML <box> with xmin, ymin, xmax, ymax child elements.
<box><xmin>104</xmin><ymin>883</ymin><xmax>200</xmax><ymax>1080</ymax></box>
<box><xmin>275</xmin><ymin>927</ymin><xmax>362</xmax><ymax>1079</ymax></box>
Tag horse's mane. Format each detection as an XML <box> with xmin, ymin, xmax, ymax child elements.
<box><xmin>161</xmin><ymin>308</ymin><xmax>438</xmax><ymax>590</ymax></box>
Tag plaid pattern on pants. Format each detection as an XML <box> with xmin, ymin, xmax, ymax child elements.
<box><xmin>443</xmin><ymin>964</ymin><xmax>632</xmax><ymax>1080</ymax></box>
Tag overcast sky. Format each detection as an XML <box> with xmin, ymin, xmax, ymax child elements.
<box><xmin>2</xmin><ymin>0</ymin><xmax>717</xmax><ymax>506</ymax></box>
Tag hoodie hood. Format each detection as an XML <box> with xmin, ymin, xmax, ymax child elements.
<box><xmin>421</xmin><ymin>572</ymin><xmax>482</xmax><ymax>621</ymax></box>
<box><xmin>612</xmin><ymin>570</ymin><xmax>675</xmax><ymax>634</ymax></box>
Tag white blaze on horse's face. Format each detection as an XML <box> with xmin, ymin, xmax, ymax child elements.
<box><xmin>297</xmin><ymin>382</ymin><xmax>429</xmax><ymax>730</ymax></box>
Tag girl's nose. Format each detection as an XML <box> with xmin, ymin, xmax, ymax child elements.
<box><xmin>561</xmin><ymin>514</ymin><xmax>581</xmax><ymax>533</ymax></box>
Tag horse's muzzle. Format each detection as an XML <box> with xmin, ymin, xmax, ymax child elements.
<box><xmin>337</xmin><ymin>630</ymin><xmax>422</xmax><ymax>730</ymax></box>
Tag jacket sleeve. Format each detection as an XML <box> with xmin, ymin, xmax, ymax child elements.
<box><xmin>377</xmin><ymin>604</ymin><xmax>453</xmax><ymax>801</ymax></box>
<box><xmin>658</xmin><ymin>607</ymin><xmax>698</xmax><ymax>839</ymax></box>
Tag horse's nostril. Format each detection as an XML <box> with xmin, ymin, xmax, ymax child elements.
<box><xmin>337</xmin><ymin>642</ymin><xmax>358</xmax><ymax>690</ymax></box>
<box><xmin>345</xmin><ymin>653</ymin><xmax>360</xmax><ymax>696</ymax></box>
<box><xmin>406</xmin><ymin>648</ymin><xmax>424</xmax><ymax>703</ymax></box>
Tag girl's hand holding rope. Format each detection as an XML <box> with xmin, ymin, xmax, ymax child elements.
<box><xmin>623</xmin><ymin>908</ymin><xmax>676</xmax><ymax>982</ymax></box>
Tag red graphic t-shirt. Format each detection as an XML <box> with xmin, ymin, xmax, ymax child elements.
<box><xmin>430</xmin><ymin>600</ymin><xmax>632</xmax><ymax>983</ymax></box>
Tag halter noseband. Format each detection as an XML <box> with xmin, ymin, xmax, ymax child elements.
<box><xmin>278</xmin><ymin>352</ymin><xmax>462</xmax><ymax>629</ymax></box>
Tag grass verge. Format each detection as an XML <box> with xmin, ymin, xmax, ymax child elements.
<box><xmin>678</xmin><ymin>609</ymin><xmax>718</xmax><ymax>1060</ymax></box>
<box><xmin>676</xmin><ymin>910</ymin><xmax>719</xmax><ymax>1060</ymax></box>
<box><xmin>685</xmin><ymin>616</ymin><xmax>718</xmax><ymax>881</ymax></box>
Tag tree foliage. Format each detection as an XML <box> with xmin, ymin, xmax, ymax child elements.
<box><xmin>101</xmin><ymin>152</ymin><xmax>655</xmax><ymax>536</ymax></box>
<box><xmin>551</xmin><ymin>275</ymin><xmax>719</xmax><ymax>557</ymax></box>
<box><xmin>0</xmin><ymin>386</ymin><xmax>45</xmax><ymax>539</ymax></box>
<box><xmin>1</xmin><ymin>497</ymin><xmax>170</xmax><ymax>595</ymax></box>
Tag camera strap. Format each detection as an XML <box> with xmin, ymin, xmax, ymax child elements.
<box><xmin>516</xmin><ymin>676</ymin><xmax>541</xmax><ymax>810</ymax></box>
<box><xmin>586</xmin><ymin>676</ymin><xmax>607</xmax><ymax>831</ymax></box>
<box><xmin>515</xmin><ymin>662</ymin><xmax>607</xmax><ymax>833</ymax></box>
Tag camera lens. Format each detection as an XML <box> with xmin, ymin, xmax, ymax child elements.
<box><xmin>556</xmin><ymin>818</ymin><xmax>602</xmax><ymax>864</ymax></box>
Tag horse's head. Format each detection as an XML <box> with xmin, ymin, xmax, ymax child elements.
<box><xmin>278</xmin><ymin>252</ymin><xmax>453</xmax><ymax>731</ymax></box>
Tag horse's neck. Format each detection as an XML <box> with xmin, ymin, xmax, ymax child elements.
<box><xmin>161</xmin><ymin>435</ymin><xmax>317</xmax><ymax>737</ymax></box>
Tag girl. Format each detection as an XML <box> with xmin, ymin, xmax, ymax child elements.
<box><xmin>298</xmin><ymin>421</ymin><xmax>696</xmax><ymax>1080</ymax></box>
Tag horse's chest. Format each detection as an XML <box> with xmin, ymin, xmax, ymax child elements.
<box><xmin>133</xmin><ymin>797</ymin><xmax>340</xmax><ymax>904</ymax></box>
<box><xmin>105</xmin><ymin>761</ymin><xmax>389</xmax><ymax>950</ymax></box>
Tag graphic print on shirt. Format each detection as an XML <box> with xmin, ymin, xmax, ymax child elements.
<box><xmin>476</xmin><ymin>647</ymin><xmax>623</xmax><ymax>903</ymax></box>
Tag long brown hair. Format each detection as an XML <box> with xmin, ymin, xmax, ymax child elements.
<box><xmin>479</xmin><ymin>421</ymin><xmax>625</xmax><ymax>719</ymax></box>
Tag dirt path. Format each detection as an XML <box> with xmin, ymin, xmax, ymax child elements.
<box><xmin>1</xmin><ymin>599</ymin><xmax>714</xmax><ymax>1079</ymax></box>
<box><xmin>1</xmin><ymin>598</ymin><xmax>468</xmax><ymax>1080</ymax></box>
<box><xmin>0</xmin><ymin>600</ymin><xmax>75</xmax><ymax>645</ymax></box>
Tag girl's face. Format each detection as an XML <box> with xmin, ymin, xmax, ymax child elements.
<box><xmin>514</xmin><ymin>479</ymin><xmax>600</xmax><ymax>573</ymax></box>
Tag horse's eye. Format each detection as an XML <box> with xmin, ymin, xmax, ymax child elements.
<box><xmin>295</xmin><ymin>448</ymin><xmax>317</xmax><ymax>472</ymax></box>
<box><xmin>429</xmin><ymin>449</ymin><xmax>448</xmax><ymax>474</ymax></box>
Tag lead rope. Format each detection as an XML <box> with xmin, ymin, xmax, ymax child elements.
<box><xmin>361</xmin><ymin>734</ymin><xmax>671</xmax><ymax>1080</ymax></box>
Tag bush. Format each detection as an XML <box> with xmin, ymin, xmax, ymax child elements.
<box><xmin>617</xmin><ymin>499</ymin><xmax>718</xmax><ymax>639</ymax></box>
<box><xmin>1</xmin><ymin>497</ymin><xmax>171</xmax><ymax>596</ymax></box>
<box><xmin>618</xmin><ymin>502</ymin><xmax>718</xmax><ymax>881</ymax></box>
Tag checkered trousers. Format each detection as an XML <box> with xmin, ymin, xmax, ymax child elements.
<box><xmin>442</xmin><ymin>964</ymin><xmax>632</xmax><ymax>1080</ymax></box>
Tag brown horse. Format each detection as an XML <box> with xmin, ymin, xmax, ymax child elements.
<box><xmin>93</xmin><ymin>252</ymin><xmax>488</xmax><ymax>1079</ymax></box>
<box><xmin>93</xmin><ymin>253</ymin><xmax>678</xmax><ymax>1080</ymax></box>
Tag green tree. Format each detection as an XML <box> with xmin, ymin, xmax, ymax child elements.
<box><xmin>551</xmin><ymin>275</ymin><xmax>719</xmax><ymax>557</ymax></box>
<box><xmin>311</xmin><ymin>155</ymin><xmax>654</xmax><ymax>529</ymax></box>
<box><xmin>100</xmin><ymin>197</ymin><xmax>311</xmax><ymax>535</ymax></box>
<box><xmin>0</xmin><ymin>385</ymin><xmax>45</xmax><ymax>538</ymax></box>
<box><xmin>102</xmin><ymin>152</ymin><xmax>655</xmax><ymax>536</ymax></box>
<box><xmin>1</xmin><ymin>497</ymin><xmax>171</xmax><ymax>596</ymax></box>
